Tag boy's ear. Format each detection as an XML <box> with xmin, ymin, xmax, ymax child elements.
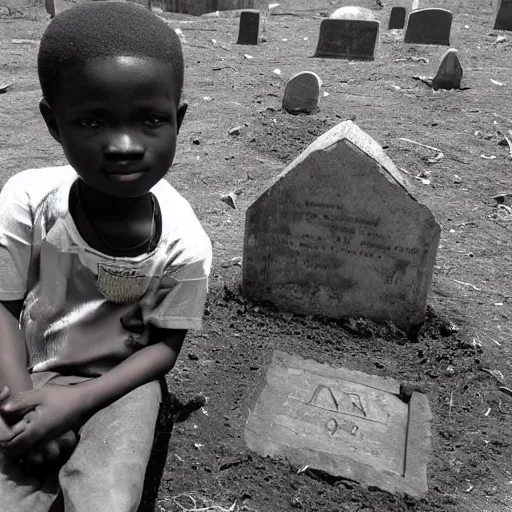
<box><xmin>176</xmin><ymin>102</ymin><xmax>187</xmax><ymax>134</ymax></box>
<box><xmin>39</xmin><ymin>98</ymin><xmax>61</xmax><ymax>144</ymax></box>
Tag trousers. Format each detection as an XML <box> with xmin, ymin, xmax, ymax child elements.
<box><xmin>0</xmin><ymin>372</ymin><xmax>162</xmax><ymax>512</ymax></box>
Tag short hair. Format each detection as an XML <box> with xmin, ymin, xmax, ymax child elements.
<box><xmin>38</xmin><ymin>1</ymin><xmax>184</xmax><ymax>105</ymax></box>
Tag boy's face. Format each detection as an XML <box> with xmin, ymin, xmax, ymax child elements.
<box><xmin>40</xmin><ymin>56</ymin><xmax>186</xmax><ymax>198</ymax></box>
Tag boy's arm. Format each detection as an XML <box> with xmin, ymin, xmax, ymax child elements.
<box><xmin>0</xmin><ymin>301</ymin><xmax>32</xmax><ymax>395</ymax></box>
<box><xmin>0</xmin><ymin>327</ymin><xmax>186</xmax><ymax>456</ymax></box>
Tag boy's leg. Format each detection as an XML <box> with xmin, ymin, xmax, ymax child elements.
<box><xmin>59</xmin><ymin>379</ymin><xmax>162</xmax><ymax>512</ymax></box>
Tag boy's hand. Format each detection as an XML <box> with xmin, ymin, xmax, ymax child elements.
<box><xmin>0</xmin><ymin>386</ymin><xmax>16</xmax><ymax>448</ymax></box>
<box><xmin>0</xmin><ymin>385</ymin><xmax>88</xmax><ymax>457</ymax></box>
<box><xmin>21</xmin><ymin>430</ymin><xmax>77</xmax><ymax>468</ymax></box>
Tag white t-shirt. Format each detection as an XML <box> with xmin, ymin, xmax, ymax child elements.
<box><xmin>0</xmin><ymin>166</ymin><xmax>212</xmax><ymax>376</ymax></box>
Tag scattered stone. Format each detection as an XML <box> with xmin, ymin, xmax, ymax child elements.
<box><xmin>432</xmin><ymin>48</ymin><xmax>462</xmax><ymax>91</ymax></box>
<box><xmin>282</xmin><ymin>71</ymin><xmax>322</xmax><ymax>115</ymax></box>
<box><xmin>330</xmin><ymin>6</ymin><xmax>376</xmax><ymax>20</ymax></box>
<box><xmin>228</xmin><ymin>125</ymin><xmax>242</xmax><ymax>135</ymax></box>
<box><xmin>237</xmin><ymin>10</ymin><xmax>260</xmax><ymax>45</ymax></box>
<box><xmin>221</xmin><ymin>192</ymin><xmax>237</xmax><ymax>209</ymax></box>
<box><xmin>0</xmin><ymin>83</ymin><xmax>13</xmax><ymax>94</ymax></box>
<box><xmin>494</xmin><ymin>0</ymin><xmax>512</xmax><ymax>31</ymax></box>
<box><xmin>388</xmin><ymin>6</ymin><xmax>406</xmax><ymax>29</ymax></box>
<box><xmin>404</xmin><ymin>8</ymin><xmax>453</xmax><ymax>45</ymax></box>
<box><xmin>245</xmin><ymin>351</ymin><xmax>432</xmax><ymax>495</ymax></box>
<box><xmin>243</xmin><ymin>120</ymin><xmax>440</xmax><ymax>329</ymax></box>
<box><xmin>314</xmin><ymin>19</ymin><xmax>380</xmax><ymax>60</ymax></box>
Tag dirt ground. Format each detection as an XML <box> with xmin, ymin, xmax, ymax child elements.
<box><xmin>1</xmin><ymin>0</ymin><xmax>512</xmax><ymax>511</ymax></box>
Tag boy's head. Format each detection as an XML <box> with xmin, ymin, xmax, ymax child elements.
<box><xmin>38</xmin><ymin>2</ymin><xmax>187</xmax><ymax>198</ymax></box>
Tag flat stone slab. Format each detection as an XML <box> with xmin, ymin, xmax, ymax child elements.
<box><xmin>494</xmin><ymin>0</ymin><xmax>512</xmax><ymax>30</ymax></box>
<box><xmin>404</xmin><ymin>8</ymin><xmax>452</xmax><ymax>45</ymax></box>
<box><xmin>282</xmin><ymin>71</ymin><xmax>322</xmax><ymax>114</ymax></box>
<box><xmin>243</xmin><ymin>120</ymin><xmax>440</xmax><ymax>330</ymax></box>
<box><xmin>314</xmin><ymin>18</ymin><xmax>379</xmax><ymax>60</ymax></box>
<box><xmin>245</xmin><ymin>351</ymin><xmax>432</xmax><ymax>495</ymax></box>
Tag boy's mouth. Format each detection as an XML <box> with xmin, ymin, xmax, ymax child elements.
<box><xmin>106</xmin><ymin>171</ymin><xmax>146</xmax><ymax>182</ymax></box>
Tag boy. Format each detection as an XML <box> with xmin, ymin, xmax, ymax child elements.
<box><xmin>0</xmin><ymin>2</ymin><xmax>212</xmax><ymax>511</ymax></box>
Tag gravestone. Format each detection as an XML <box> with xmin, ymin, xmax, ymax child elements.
<box><xmin>282</xmin><ymin>71</ymin><xmax>322</xmax><ymax>114</ymax></box>
<box><xmin>314</xmin><ymin>19</ymin><xmax>380</xmax><ymax>60</ymax></box>
<box><xmin>164</xmin><ymin>0</ymin><xmax>267</xmax><ymax>16</ymax></box>
<box><xmin>411</xmin><ymin>0</ymin><xmax>420</xmax><ymax>10</ymax></box>
<box><xmin>432</xmin><ymin>48</ymin><xmax>462</xmax><ymax>91</ymax></box>
<box><xmin>242</xmin><ymin>120</ymin><xmax>440</xmax><ymax>329</ymax></box>
<box><xmin>237</xmin><ymin>10</ymin><xmax>260</xmax><ymax>45</ymax></box>
<box><xmin>45</xmin><ymin>0</ymin><xmax>55</xmax><ymax>17</ymax></box>
<box><xmin>388</xmin><ymin>6</ymin><xmax>406</xmax><ymax>29</ymax></box>
<box><xmin>404</xmin><ymin>8</ymin><xmax>452</xmax><ymax>45</ymax></box>
<box><xmin>245</xmin><ymin>351</ymin><xmax>432</xmax><ymax>495</ymax></box>
<box><xmin>494</xmin><ymin>0</ymin><xmax>512</xmax><ymax>30</ymax></box>
<box><xmin>330</xmin><ymin>6</ymin><xmax>376</xmax><ymax>20</ymax></box>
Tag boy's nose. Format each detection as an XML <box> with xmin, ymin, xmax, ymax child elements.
<box><xmin>104</xmin><ymin>133</ymin><xmax>144</xmax><ymax>161</ymax></box>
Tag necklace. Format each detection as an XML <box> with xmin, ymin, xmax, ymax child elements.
<box><xmin>75</xmin><ymin>183</ymin><xmax>156</xmax><ymax>255</ymax></box>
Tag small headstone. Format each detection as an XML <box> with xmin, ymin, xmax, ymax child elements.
<box><xmin>243</xmin><ymin>120</ymin><xmax>440</xmax><ymax>329</ymax></box>
<box><xmin>45</xmin><ymin>0</ymin><xmax>55</xmax><ymax>17</ymax></box>
<box><xmin>494</xmin><ymin>0</ymin><xmax>512</xmax><ymax>30</ymax></box>
<box><xmin>411</xmin><ymin>0</ymin><xmax>420</xmax><ymax>10</ymax></box>
<box><xmin>330</xmin><ymin>6</ymin><xmax>376</xmax><ymax>20</ymax></box>
<box><xmin>282</xmin><ymin>72</ymin><xmax>322</xmax><ymax>114</ymax></box>
<box><xmin>388</xmin><ymin>6</ymin><xmax>406</xmax><ymax>29</ymax></box>
<box><xmin>432</xmin><ymin>48</ymin><xmax>462</xmax><ymax>91</ymax></box>
<box><xmin>314</xmin><ymin>19</ymin><xmax>380</xmax><ymax>60</ymax></box>
<box><xmin>236</xmin><ymin>10</ymin><xmax>260</xmax><ymax>45</ymax></box>
<box><xmin>245</xmin><ymin>351</ymin><xmax>432</xmax><ymax>495</ymax></box>
<box><xmin>404</xmin><ymin>8</ymin><xmax>452</xmax><ymax>45</ymax></box>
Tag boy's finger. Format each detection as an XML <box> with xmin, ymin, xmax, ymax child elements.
<box><xmin>1</xmin><ymin>392</ymin><xmax>38</xmax><ymax>414</ymax></box>
<box><xmin>0</xmin><ymin>386</ymin><xmax>10</xmax><ymax>404</ymax></box>
<box><xmin>42</xmin><ymin>440</ymin><xmax>60</xmax><ymax>461</ymax></box>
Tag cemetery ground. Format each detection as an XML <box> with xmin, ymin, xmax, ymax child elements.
<box><xmin>1</xmin><ymin>0</ymin><xmax>512</xmax><ymax>510</ymax></box>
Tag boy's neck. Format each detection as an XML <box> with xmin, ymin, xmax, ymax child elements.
<box><xmin>77</xmin><ymin>179</ymin><xmax>151</xmax><ymax>220</ymax></box>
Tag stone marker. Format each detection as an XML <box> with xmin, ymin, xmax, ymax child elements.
<box><xmin>404</xmin><ymin>8</ymin><xmax>452</xmax><ymax>45</ymax></box>
<box><xmin>282</xmin><ymin>71</ymin><xmax>322</xmax><ymax>114</ymax></box>
<box><xmin>411</xmin><ymin>0</ymin><xmax>420</xmax><ymax>10</ymax></box>
<box><xmin>330</xmin><ymin>6</ymin><xmax>376</xmax><ymax>20</ymax></box>
<box><xmin>388</xmin><ymin>6</ymin><xmax>406</xmax><ymax>29</ymax></box>
<box><xmin>432</xmin><ymin>48</ymin><xmax>462</xmax><ymax>91</ymax></box>
<box><xmin>494</xmin><ymin>0</ymin><xmax>512</xmax><ymax>30</ymax></box>
<box><xmin>45</xmin><ymin>0</ymin><xmax>55</xmax><ymax>17</ymax></box>
<box><xmin>245</xmin><ymin>351</ymin><xmax>432</xmax><ymax>495</ymax></box>
<box><xmin>242</xmin><ymin>120</ymin><xmax>440</xmax><ymax>329</ymax></box>
<box><xmin>165</xmin><ymin>0</ymin><xmax>267</xmax><ymax>16</ymax></box>
<box><xmin>236</xmin><ymin>10</ymin><xmax>260</xmax><ymax>45</ymax></box>
<box><xmin>314</xmin><ymin>19</ymin><xmax>380</xmax><ymax>60</ymax></box>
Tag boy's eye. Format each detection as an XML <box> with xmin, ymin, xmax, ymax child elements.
<box><xmin>144</xmin><ymin>116</ymin><xmax>168</xmax><ymax>128</ymax></box>
<box><xmin>79</xmin><ymin>118</ymin><xmax>103</xmax><ymax>129</ymax></box>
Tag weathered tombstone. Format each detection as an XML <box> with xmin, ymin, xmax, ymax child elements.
<box><xmin>282</xmin><ymin>71</ymin><xmax>322</xmax><ymax>115</ymax></box>
<box><xmin>245</xmin><ymin>351</ymin><xmax>432</xmax><ymax>495</ymax></box>
<box><xmin>330</xmin><ymin>6</ymin><xmax>376</xmax><ymax>20</ymax></box>
<box><xmin>237</xmin><ymin>10</ymin><xmax>260</xmax><ymax>45</ymax></box>
<box><xmin>45</xmin><ymin>0</ymin><xmax>55</xmax><ymax>17</ymax></box>
<box><xmin>432</xmin><ymin>48</ymin><xmax>462</xmax><ymax>91</ymax></box>
<box><xmin>314</xmin><ymin>19</ymin><xmax>380</xmax><ymax>60</ymax></box>
<box><xmin>388</xmin><ymin>6</ymin><xmax>406</xmax><ymax>29</ymax></box>
<box><xmin>404</xmin><ymin>8</ymin><xmax>452</xmax><ymax>45</ymax></box>
<box><xmin>164</xmin><ymin>0</ymin><xmax>267</xmax><ymax>16</ymax></box>
<box><xmin>411</xmin><ymin>0</ymin><xmax>420</xmax><ymax>10</ymax></box>
<box><xmin>242</xmin><ymin>120</ymin><xmax>440</xmax><ymax>330</ymax></box>
<box><xmin>494</xmin><ymin>0</ymin><xmax>512</xmax><ymax>30</ymax></box>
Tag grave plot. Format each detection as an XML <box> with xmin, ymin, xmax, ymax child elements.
<box><xmin>242</xmin><ymin>120</ymin><xmax>440</xmax><ymax>330</ymax></box>
<box><xmin>404</xmin><ymin>8</ymin><xmax>453</xmax><ymax>45</ymax></box>
<box><xmin>245</xmin><ymin>351</ymin><xmax>432</xmax><ymax>495</ymax></box>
